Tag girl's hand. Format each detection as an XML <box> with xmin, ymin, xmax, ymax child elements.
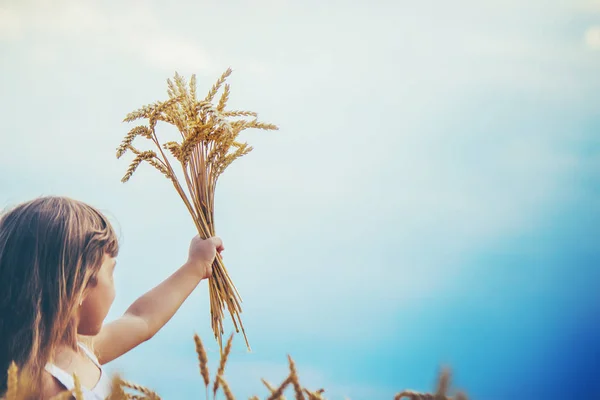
<box><xmin>186</xmin><ymin>235</ymin><xmax>224</xmax><ymax>280</ymax></box>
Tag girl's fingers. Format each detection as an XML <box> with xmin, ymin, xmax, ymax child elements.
<box><xmin>210</xmin><ymin>236</ymin><xmax>223</xmax><ymax>250</ymax></box>
<box><xmin>210</xmin><ymin>236</ymin><xmax>224</xmax><ymax>257</ymax></box>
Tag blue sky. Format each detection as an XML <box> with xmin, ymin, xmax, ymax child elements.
<box><xmin>1</xmin><ymin>0</ymin><xmax>599</xmax><ymax>399</ymax></box>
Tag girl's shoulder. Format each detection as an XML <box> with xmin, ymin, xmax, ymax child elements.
<box><xmin>41</xmin><ymin>371</ymin><xmax>67</xmax><ymax>399</ymax></box>
<box><xmin>77</xmin><ymin>336</ymin><xmax>96</xmax><ymax>352</ymax></box>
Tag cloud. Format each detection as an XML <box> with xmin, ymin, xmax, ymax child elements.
<box><xmin>0</xmin><ymin>7</ymin><xmax>21</xmax><ymax>40</ymax></box>
<box><xmin>2</xmin><ymin>1</ymin><xmax>217</xmax><ymax>73</ymax></box>
<box><xmin>135</xmin><ymin>36</ymin><xmax>214</xmax><ymax>73</ymax></box>
<box><xmin>579</xmin><ymin>0</ymin><xmax>600</xmax><ymax>12</ymax></box>
<box><xmin>584</xmin><ymin>26</ymin><xmax>600</xmax><ymax>49</ymax></box>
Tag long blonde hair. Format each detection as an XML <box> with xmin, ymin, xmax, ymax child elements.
<box><xmin>0</xmin><ymin>196</ymin><xmax>119</xmax><ymax>393</ymax></box>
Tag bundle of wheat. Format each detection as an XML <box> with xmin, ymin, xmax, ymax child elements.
<box><xmin>117</xmin><ymin>69</ymin><xmax>278</xmax><ymax>350</ymax></box>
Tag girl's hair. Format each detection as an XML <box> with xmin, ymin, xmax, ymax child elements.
<box><xmin>0</xmin><ymin>196</ymin><xmax>119</xmax><ymax>393</ymax></box>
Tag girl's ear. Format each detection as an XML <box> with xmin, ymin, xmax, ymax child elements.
<box><xmin>87</xmin><ymin>274</ymin><xmax>99</xmax><ymax>287</ymax></box>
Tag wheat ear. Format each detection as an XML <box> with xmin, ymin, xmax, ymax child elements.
<box><xmin>303</xmin><ymin>388</ymin><xmax>325</xmax><ymax>400</ymax></box>
<box><xmin>72</xmin><ymin>374</ymin><xmax>84</xmax><ymax>400</ymax></box>
<box><xmin>262</xmin><ymin>379</ymin><xmax>287</xmax><ymax>400</ymax></box>
<box><xmin>435</xmin><ymin>367</ymin><xmax>450</xmax><ymax>398</ymax></box>
<box><xmin>193</xmin><ymin>333</ymin><xmax>210</xmax><ymax>400</ymax></box>
<box><xmin>287</xmin><ymin>356</ymin><xmax>305</xmax><ymax>400</ymax></box>
<box><xmin>205</xmin><ymin>68</ymin><xmax>232</xmax><ymax>102</ymax></box>
<box><xmin>213</xmin><ymin>333</ymin><xmax>234</xmax><ymax>397</ymax></box>
<box><xmin>4</xmin><ymin>362</ymin><xmax>18</xmax><ymax>400</ymax></box>
<box><xmin>121</xmin><ymin>380</ymin><xmax>160</xmax><ymax>399</ymax></box>
<box><xmin>266</xmin><ymin>376</ymin><xmax>293</xmax><ymax>400</ymax></box>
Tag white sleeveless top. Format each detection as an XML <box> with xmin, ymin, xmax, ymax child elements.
<box><xmin>45</xmin><ymin>342</ymin><xmax>112</xmax><ymax>399</ymax></box>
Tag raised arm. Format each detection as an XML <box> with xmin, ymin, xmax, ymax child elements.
<box><xmin>93</xmin><ymin>236</ymin><xmax>223</xmax><ymax>365</ymax></box>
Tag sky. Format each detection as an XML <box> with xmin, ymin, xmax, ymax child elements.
<box><xmin>0</xmin><ymin>0</ymin><xmax>599</xmax><ymax>399</ymax></box>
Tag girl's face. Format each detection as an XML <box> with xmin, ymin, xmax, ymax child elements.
<box><xmin>77</xmin><ymin>254</ymin><xmax>116</xmax><ymax>335</ymax></box>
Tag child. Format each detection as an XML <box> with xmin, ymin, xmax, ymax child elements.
<box><xmin>0</xmin><ymin>196</ymin><xmax>224</xmax><ymax>399</ymax></box>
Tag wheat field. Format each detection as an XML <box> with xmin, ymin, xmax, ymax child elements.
<box><xmin>1</xmin><ymin>333</ymin><xmax>469</xmax><ymax>400</ymax></box>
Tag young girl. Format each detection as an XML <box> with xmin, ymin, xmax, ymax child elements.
<box><xmin>0</xmin><ymin>196</ymin><xmax>224</xmax><ymax>399</ymax></box>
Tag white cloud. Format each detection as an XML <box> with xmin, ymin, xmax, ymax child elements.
<box><xmin>136</xmin><ymin>36</ymin><xmax>215</xmax><ymax>73</ymax></box>
<box><xmin>584</xmin><ymin>26</ymin><xmax>600</xmax><ymax>49</ymax></box>
<box><xmin>2</xmin><ymin>1</ymin><xmax>217</xmax><ymax>73</ymax></box>
<box><xmin>579</xmin><ymin>0</ymin><xmax>600</xmax><ymax>12</ymax></box>
<box><xmin>28</xmin><ymin>45</ymin><xmax>60</xmax><ymax>65</ymax></box>
<box><xmin>0</xmin><ymin>7</ymin><xmax>21</xmax><ymax>40</ymax></box>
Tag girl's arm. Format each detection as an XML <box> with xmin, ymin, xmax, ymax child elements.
<box><xmin>93</xmin><ymin>236</ymin><xmax>223</xmax><ymax>365</ymax></box>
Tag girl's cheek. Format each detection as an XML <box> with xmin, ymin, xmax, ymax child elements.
<box><xmin>105</xmin><ymin>277</ymin><xmax>116</xmax><ymax>300</ymax></box>
<box><xmin>110</xmin><ymin>284</ymin><xmax>116</xmax><ymax>303</ymax></box>
<box><xmin>98</xmin><ymin>273</ymin><xmax>115</xmax><ymax>306</ymax></box>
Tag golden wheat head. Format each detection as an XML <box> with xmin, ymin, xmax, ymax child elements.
<box><xmin>193</xmin><ymin>333</ymin><xmax>210</xmax><ymax>388</ymax></box>
<box><xmin>213</xmin><ymin>333</ymin><xmax>234</xmax><ymax>397</ymax></box>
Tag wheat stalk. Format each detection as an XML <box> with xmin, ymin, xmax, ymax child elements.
<box><xmin>262</xmin><ymin>379</ymin><xmax>287</xmax><ymax>400</ymax></box>
<box><xmin>118</xmin><ymin>69</ymin><xmax>278</xmax><ymax>350</ymax></box>
<box><xmin>217</xmin><ymin>376</ymin><xmax>236</xmax><ymax>400</ymax></box>
<box><xmin>266</xmin><ymin>377</ymin><xmax>293</xmax><ymax>400</ymax></box>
